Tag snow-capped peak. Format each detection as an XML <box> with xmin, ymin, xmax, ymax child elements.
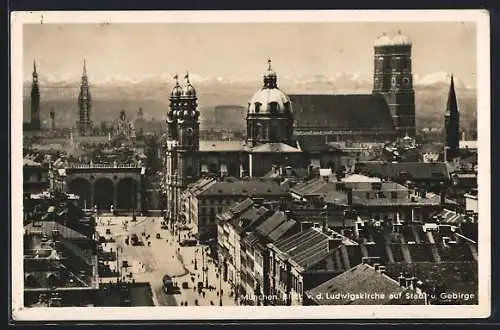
<box><xmin>414</xmin><ymin>72</ymin><xmax>469</xmax><ymax>89</ymax></box>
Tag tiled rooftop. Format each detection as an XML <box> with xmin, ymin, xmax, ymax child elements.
<box><xmin>24</xmin><ymin>221</ymin><xmax>90</xmax><ymax>241</ymax></box>
<box><xmin>356</xmin><ymin>161</ymin><xmax>451</xmax><ymax>181</ymax></box>
<box><xmin>198</xmin><ymin>177</ymin><xmax>288</xmax><ymax>197</ymax></box>
<box><xmin>273</xmin><ymin>228</ymin><xmax>332</xmax><ymax>270</ymax></box>
<box><xmin>306</xmin><ymin>263</ymin><xmax>421</xmax><ymax>305</ymax></box>
<box><xmin>199</xmin><ymin>140</ymin><xmax>248</xmax><ymax>152</ymax></box>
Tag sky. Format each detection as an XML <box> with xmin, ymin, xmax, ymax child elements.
<box><xmin>23</xmin><ymin>21</ymin><xmax>477</xmax><ymax>87</ymax></box>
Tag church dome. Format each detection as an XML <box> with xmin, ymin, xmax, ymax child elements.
<box><xmin>248</xmin><ymin>88</ymin><xmax>291</xmax><ymax>114</ymax></box>
<box><xmin>181</xmin><ymin>72</ymin><xmax>197</xmax><ymax>99</ymax></box>
<box><xmin>391</xmin><ymin>32</ymin><xmax>411</xmax><ymax>46</ymax></box>
<box><xmin>247</xmin><ymin>59</ymin><xmax>292</xmax><ymax>115</ymax></box>
<box><xmin>374</xmin><ymin>34</ymin><xmax>394</xmax><ymax>47</ymax></box>
<box><xmin>374</xmin><ymin>32</ymin><xmax>412</xmax><ymax>47</ymax></box>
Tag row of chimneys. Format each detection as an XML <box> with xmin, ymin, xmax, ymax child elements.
<box><xmin>271</xmin><ymin>164</ymin><xmax>294</xmax><ymax>177</ymax></box>
<box><xmin>363</xmin><ymin>258</ymin><xmax>425</xmax><ymax>291</ymax></box>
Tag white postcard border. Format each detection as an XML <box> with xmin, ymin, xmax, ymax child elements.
<box><xmin>10</xmin><ymin>9</ymin><xmax>491</xmax><ymax>321</ymax></box>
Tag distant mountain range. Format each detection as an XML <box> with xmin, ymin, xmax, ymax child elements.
<box><xmin>22</xmin><ymin>72</ymin><xmax>477</xmax><ymax>132</ymax></box>
<box><xmin>23</xmin><ymin>71</ymin><xmax>473</xmax><ymax>92</ymax></box>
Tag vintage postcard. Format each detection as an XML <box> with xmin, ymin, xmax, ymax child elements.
<box><xmin>11</xmin><ymin>10</ymin><xmax>490</xmax><ymax>321</ymax></box>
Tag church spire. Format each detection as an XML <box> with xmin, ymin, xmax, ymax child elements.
<box><xmin>445</xmin><ymin>74</ymin><xmax>458</xmax><ymax>116</ymax></box>
<box><xmin>33</xmin><ymin>60</ymin><xmax>38</xmax><ymax>78</ymax></box>
<box><xmin>444</xmin><ymin>73</ymin><xmax>460</xmax><ymax>151</ymax></box>
<box><xmin>83</xmin><ymin>59</ymin><xmax>87</xmax><ymax>76</ymax></box>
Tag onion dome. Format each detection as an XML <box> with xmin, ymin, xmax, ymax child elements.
<box><xmin>181</xmin><ymin>72</ymin><xmax>197</xmax><ymax>99</ymax></box>
<box><xmin>248</xmin><ymin>58</ymin><xmax>291</xmax><ymax>114</ymax></box>
<box><xmin>374</xmin><ymin>33</ymin><xmax>394</xmax><ymax>47</ymax></box>
<box><xmin>374</xmin><ymin>31</ymin><xmax>412</xmax><ymax>47</ymax></box>
<box><xmin>391</xmin><ymin>31</ymin><xmax>412</xmax><ymax>46</ymax></box>
<box><xmin>170</xmin><ymin>74</ymin><xmax>183</xmax><ymax>99</ymax></box>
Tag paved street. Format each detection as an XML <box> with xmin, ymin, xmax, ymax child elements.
<box><xmin>96</xmin><ymin>214</ymin><xmax>238</xmax><ymax>307</ymax></box>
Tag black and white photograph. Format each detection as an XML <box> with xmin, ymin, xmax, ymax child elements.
<box><xmin>10</xmin><ymin>10</ymin><xmax>490</xmax><ymax>320</ymax></box>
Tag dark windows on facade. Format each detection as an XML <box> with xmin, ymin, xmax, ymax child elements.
<box><xmin>269</xmin><ymin>102</ymin><xmax>278</xmax><ymax>113</ymax></box>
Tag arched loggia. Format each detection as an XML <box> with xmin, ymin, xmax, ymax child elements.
<box><xmin>67</xmin><ymin>178</ymin><xmax>92</xmax><ymax>209</ymax></box>
<box><xmin>93</xmin><ymin>178</ymin><xmax>114</xmax><ymax>211</ymax></box>
<box><xmin>116</xmin><ymin>178</ymin><xmax>138</xmax><ymax>210</ymax></box>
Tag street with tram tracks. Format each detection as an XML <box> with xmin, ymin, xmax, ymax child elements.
<box><xmin>96</xmin><ymin>215</ymin><xmax>238</xmax><ymax>306</ymax></box>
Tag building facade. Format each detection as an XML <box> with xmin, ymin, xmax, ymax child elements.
<box><xmin>185</xmin><ymin>177</ymin><xmax>289</xmax><ymax>241</ymax></box>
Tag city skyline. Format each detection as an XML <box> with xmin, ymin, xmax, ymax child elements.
<box><xmin>23</xmin><ymin>22</ymin><xmax>477</xmax><ymax>88</ymax></box>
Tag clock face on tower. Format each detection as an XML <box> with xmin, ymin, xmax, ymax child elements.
<box><xmin>391</xmin><ymin>77</ymin><xmax>397</xmax><ymax>88</ymax></box>
<box><xmin>186</xmin><ymin>127</ymin><xmax>194</xmax><ymax>136</ymax></box>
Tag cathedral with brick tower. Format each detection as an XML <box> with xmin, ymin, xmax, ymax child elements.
<box><xmin>77</xmin><ymin>60</ymin><xmax>93</xmax><ymax>136</ymax></box>
<box><xmin>290</xmin><ymin>31</ymin><xmax>416</xmax><ymax>142</ymax></box>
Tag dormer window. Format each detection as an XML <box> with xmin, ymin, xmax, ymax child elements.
<box><xmin>269</xmin><ymin>102</ymin><xmax>278</xmax><ymax>113</ymax></box>
<box><xmin>254</xmin><ymin>102</ymin><xmax>261</xmax><ymax>113</ymax></box>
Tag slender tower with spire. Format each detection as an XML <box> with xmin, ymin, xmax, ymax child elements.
<box><xmin>77</xmin><ymin>60</ymin><xmax>93</xmax><ymax>136</ymax></box>
<box><xmin>30</xmin><ymin>60</ymin><xmax>41</xmax><ymax>130</ymax></box>
<box><xmin>444</xmin><ymin>74</ymin><xmax>460</xmax><ymax>153</ymax></box>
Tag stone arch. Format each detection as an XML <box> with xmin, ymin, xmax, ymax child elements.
<box><xmin>116</xmin><ymin>177</ymin><xmax>138</xmax><ymax>210</ymax></box>
<box><xmin>25</xmin><ymin>274</ymin><xmax>38</xmax><ymax>287</ymax></box>
<box><xmin>46</xmin><ymin>273</ymin><xmax>60</xmax><ymax>288</ymax></box>
<box><xmin>67</xmin><ymin>177</ymin><xmax>92</xmax><ymax>209</ymax></box>
<box><xmin>94</xmin><ymin>178</ymin><xmax>114</xmax><ymax>210</ymax></box>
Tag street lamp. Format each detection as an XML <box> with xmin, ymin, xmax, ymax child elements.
<box><xmin>219</xmin><ymin>266</ymin><xmax>223</xmax><ymax>306</ymax></box>
<box><xmin>202</xmin><ymin>248</ymin><xmax>206</xmax><ymax>287</ymax></box>
<box><xmin>132</xmin><ymin>182</ymin><xmax>137</xmax><ymax>221</ymax></box>
<box><xmin>194</xmin><ymin>248</ymin><xmax>198</xmax><ymax>270</ymax></box>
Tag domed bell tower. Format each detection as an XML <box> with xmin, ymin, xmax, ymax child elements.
<box><xmin>176</xmin><ymin>72</ymin><xmax>200</xmax><ymax>185</ymax></box>
<box><xmin>164</xmin><ymin>73</ymin><xmax>200</xmax><ymax>225</ymax></box>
